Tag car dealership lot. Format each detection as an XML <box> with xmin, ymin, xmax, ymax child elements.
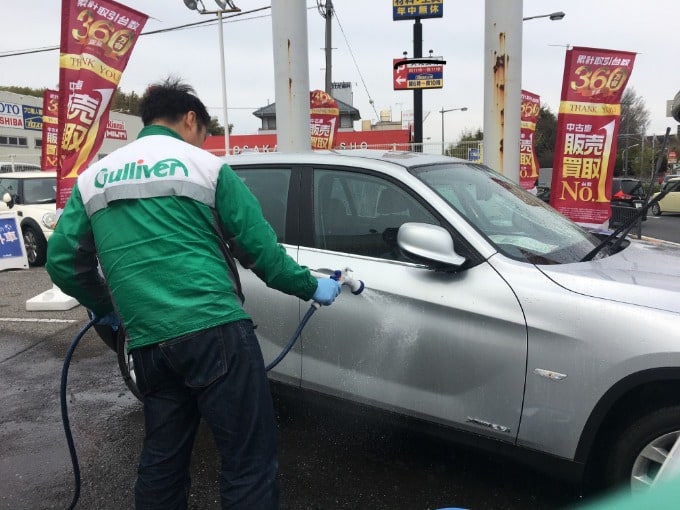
<box><xmin>6</xmin><ymin>149</ymin><xmax>680</xmax><ymax>508</ymax></box>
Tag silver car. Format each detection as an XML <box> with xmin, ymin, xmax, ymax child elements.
<box><xmin>118</xmin><ymin>149</ymin><xmax>680</xmax><ymax>494</ymax></box>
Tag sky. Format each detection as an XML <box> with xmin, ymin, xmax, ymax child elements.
<box><xmin>2</xmin><ymin>0</ymin><xmax>679</xmax><ymax>146</ymax></box>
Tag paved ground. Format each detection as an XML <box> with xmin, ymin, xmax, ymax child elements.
<box><xmin>1</xmin><ymin>267</ymin><xmax>586</xmax><ymax>509</ymax></box>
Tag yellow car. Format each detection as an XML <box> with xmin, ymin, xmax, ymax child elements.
<box><xmin>651</xmin><ymin>177</ymin><xmax>680</xmax><ymax>215</ymax></box>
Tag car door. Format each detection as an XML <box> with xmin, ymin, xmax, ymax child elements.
<box><xmin>297</xmin><ymin>166</ymin><xmax>528</xmax><ymax>442</ymax></box>
<box><xmin>664</xmin><ymin>181</ymin><xmax>680</xmax><ymax>212</ymax></box>
<box><xmin>230</xmin><ymin>165</ymin><xmax>304</xmax><ymax>386</ymax></box>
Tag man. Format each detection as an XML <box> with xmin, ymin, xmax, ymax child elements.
<box><xmin>46</xmin><ymin>77</ymin><xmax>341</xmax><ymax>509</ymax></box>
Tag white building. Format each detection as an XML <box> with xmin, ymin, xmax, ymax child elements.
<box><xmin>0</xmin><ymin>90</ymin><xmax>142</xmax><ymax>168</ymax></box>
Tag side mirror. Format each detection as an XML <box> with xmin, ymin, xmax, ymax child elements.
<box><xmin>397</xmin><ymin>222</ymin><xmax>466</xmax><ymax>269</ymax></box>
<box><xmin>2</xmin><ymin>192</ymin><xmax>14</xmax><ymax>208</ymax></box>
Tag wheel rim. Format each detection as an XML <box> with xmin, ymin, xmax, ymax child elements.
<box><xmin>23</xmin><ymin>230</ymin><xmax>38</xmax><ymax>263</ymax></box>
<box><xmin>125</xmin><ymin>336</ymin><xmax>138</xmax><ymax>386</ymax></box>
<box><xmin>651</xmin><ymin>204</ymin><xmax>661</xmax><ymax>216</ymax></box>
<box><xmin>630</xmin><ymin>430</ymin><xmax>680</xmax><ymax>492</ymax></box>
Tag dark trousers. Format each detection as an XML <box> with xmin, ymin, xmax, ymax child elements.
<box><xmin>130</xmin><ymin>320</ymin><xmax>278</xmax><ymax>510</ymax></box>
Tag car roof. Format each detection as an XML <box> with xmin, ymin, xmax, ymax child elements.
<box><xmin>223</xmin><ymin>149</ymin><xmax>468</xmax><ymax>173</ymax></box>
<box><xmin>0</xmin><ymin>171</ymin><xmax>57</xmax><ymax>178</ymax></box>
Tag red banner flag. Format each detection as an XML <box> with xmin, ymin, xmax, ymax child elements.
<box><xmin>549</xmin><ymin>47</ymin><xmax>636</xmax><ymax>227</ymax></box>
<box><xmin>41</xmin><ymin>90</ymin><xmax>60</xmax><ymax>171</ymax></box>
<box><xmin>520</xmin><ymin>90</ymin><xmax>541</xmax><ymax>190</ymax></box>
<box><xmin>310</xmin><ymin>90</ymin><xmax>340</xmax><ymax>150</ymax></box>
<box><xmin>57</xmin><ymin>0</ymin><xmax>148</xmax><ymax>209</ymax></box>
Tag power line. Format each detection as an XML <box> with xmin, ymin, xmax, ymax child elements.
<box><xmin>333</xmin><ymin>7</ymin><xmax>379</xmax><ymax>121</ymax></box>
<box><xmin>0</xmin><ymin>6</ymin><xmax>272</xmax><ymax>59</ymax></box>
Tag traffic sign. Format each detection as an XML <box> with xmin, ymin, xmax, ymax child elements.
<box><xmin>393</xmin><ymin>58</ymin><xmax>444</xmax><ymax>90</ymax></box>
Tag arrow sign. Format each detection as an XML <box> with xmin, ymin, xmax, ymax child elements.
<box><xmin>393</xmin><ymin>58</ymin><xmax>445</xmax><ymax>90</ymax></box>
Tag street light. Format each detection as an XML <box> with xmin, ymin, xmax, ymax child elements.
<box><xmin>522</xmin><ymin>11</ymin><xmax>565</xmax><ymax>21</ymax></box>
<box><xmin>183</xmin><ymin>0</ymin><xmax>241</xmax><ymax>155</ymax></box>
<box><xmin>440</xmin><ymin>107</ymin><xmax>468</xmax><ymax>155</ymax></box>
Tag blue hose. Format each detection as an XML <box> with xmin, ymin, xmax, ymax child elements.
<box><xmin>60</xmin><ymin>317</ymin><xmax>96</xmax><ymax>510</ymax></box>
<box><xmin>265</xmin><ymin>304</ymin><xmax>317</xmax><ymax>372</ymax></box>
<box><xmin>60</xmin><ymin>305</ymin><xmax>319</xmax><ymax>507</ymax></box>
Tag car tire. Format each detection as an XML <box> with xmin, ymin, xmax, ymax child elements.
<box><xmin>22</xmin><ymin>225</ymin><xmax>47</xmax><ymax>267</ymax></box>
<box><xmin>116</xmin><ymin>332</ymin><xmax>143</xmax><ymax>401</ymax></box>
<box><xmin>651</xmin><ymin>203</ymin><xmax>662</xmax><ymax>216</ymax></box>
<box><xmin>604</xmin><ymin>405</ymin><xmax>680</xmax><ymax>493</ymax></box>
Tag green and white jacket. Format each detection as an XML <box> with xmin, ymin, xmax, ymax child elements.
<box><xmin>47</xmin><ymin>125</ymin><xmax>317</xmax><ymax>350</ymax></box>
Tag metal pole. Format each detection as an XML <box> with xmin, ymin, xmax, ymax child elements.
<box><xmin>272</xmin><ymin>0</ymin><xmax>311</xmax><ymax>152</ymax></box>
<box><xmin>217</xmin><ymin>11</ymin><xmax>230</xmax><ymax>154</ymax></box>
<box><xmin>641</xmin><ymin>134</ymin><xmax>645</xmax><ymax>177</ymax></box>
<box><xmin>324</xmin><ymin>0</ymin><xmax>333</xmax><ymax>94</ymax></box>
<box><xmin>441</xmin><ymin>108</ymin><xmax>445</xmax><ymax>155</ymax></box>
<box><xmin>483</xmin><ymin>0</ymin><xmax>522</xmax><ymax>180</ymax></box>
<box><xmin>413</xmin><ymin>19</ymin><xmax>423</xmax><ymax>151</ymax></box>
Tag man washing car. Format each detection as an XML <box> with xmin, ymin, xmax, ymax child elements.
<box><xmin>46</xmin><ymin>76</ymin><xmax>341</xmax><ymax>510</ymax></box>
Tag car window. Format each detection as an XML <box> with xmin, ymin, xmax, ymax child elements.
<box><xmin>23</xmin><ymin>178</ymin><xmax>56</xmax><ymax>204</ymax></box>
<box><xmin>0</xmin><ymin>178</ymin><xmax>19</xmax><ymax>200</ymax></box>
<box><xmin>233</xmin><ymin>167</ymin><xmax>290</xmax><ymax>243</ymax></box>
<box><xmin>621</xmin><ymin>180</ymin><xmax>643</xmax><ymax>195</ymax></box>
<box><xmin>312</xmin><ymin>169</ymin><xmax>438</xmax><ymax>260</ymax></box>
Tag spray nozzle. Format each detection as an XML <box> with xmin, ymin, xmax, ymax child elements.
<box><xmin>331</xmin><ymin>268</ymin><xmax>365</xmax><ymax>295</ymax></box>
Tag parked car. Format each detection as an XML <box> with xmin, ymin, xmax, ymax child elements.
<box><xmin>610</xmin><ymin>177</ymin><xmax>646</xmax><ymax>207</ymax></box>
<box><xmin>0</xmin><ymin>171</ymin><xmax>57</xmax><ymax>266</ymax></box>
<box><xmin>651</xmin><ymin>177</ymin><xmax>680</xmax><ymax>215</ymax></box>
<box><xmin>114</xmin><ymin>150</ymin><xmax>680</xmax><ymax>496</ymax></box>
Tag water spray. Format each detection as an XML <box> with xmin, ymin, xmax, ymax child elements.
<box><xmin>265</xmin><ymin>267</ymin><xmax>364</xmax><ymax>370</ymax></box>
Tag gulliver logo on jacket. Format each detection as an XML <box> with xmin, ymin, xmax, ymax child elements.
<box><xmin>94</xmin><ymin>158</ymin><xmax>189</xmax><ymax>188</ymax></box>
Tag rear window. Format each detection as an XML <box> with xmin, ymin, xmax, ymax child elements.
<box><xmin>612</xmin><ymin>179</ymin><xmax>643</xmax><ymax>195</ymax></box>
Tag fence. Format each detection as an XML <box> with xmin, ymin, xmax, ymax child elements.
<box><xmin>609</xmin><ymin>204</ymin><xmax>643</xmax><ymax>239</ymax></box>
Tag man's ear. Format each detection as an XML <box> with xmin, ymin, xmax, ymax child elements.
<box><xmin>184</xmin><ymin>110</ymin><xmax>197</xmax><ymax>129</ymax></box>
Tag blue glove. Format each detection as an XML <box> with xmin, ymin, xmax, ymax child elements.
<box><xmin>87</xmin><ymin>310</ymin><xmax>120</xmax><ymax>331</ymax></box>
<box><xmin>312</xmin><ymin>277</ymin><xmax>342</xmax><ymax>306</ymax></box>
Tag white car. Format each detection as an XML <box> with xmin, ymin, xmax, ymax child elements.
<box><xmin>651</xmin><ymin>177</ymin><xmax>680</xmax><ymax>215</ymax></box>
<box><xmin>0</xmin><ymin>171</ymin><xmax>57</xmax><ymax>266</ymax></box>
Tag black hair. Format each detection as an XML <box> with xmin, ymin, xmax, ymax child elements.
<box><xmin>139</xmin><ymin>76</ymin><xmax>211</xmax><ymax>129</ymax></box>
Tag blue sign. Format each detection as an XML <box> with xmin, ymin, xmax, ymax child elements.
<box><xmin>468</xmin><ymin>148</ymin><xmax>480</xmax><ymax>162</ymax></box>
<box><xmin>393</xmin><ymin>0</ymin><xmax>443</xmax><ymax>21</ymax></box>
<box><xmin>22</xmin><ymin>104</ymin><xmax>43</xmax><ymax>131</ymax></box>
<box><xmin>407</xmin><ymin>69</ymin><xmax>443</xmax><ymax>89</ymax></box>
<box><xmin>0</xmin><ymin>215</ymin><xmax>24</xmax><ymax>258</ymax></box>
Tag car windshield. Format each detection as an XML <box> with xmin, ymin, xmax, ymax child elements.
<box><xmin>23</xmin><ymin>177</ymin><xmax>57</xmax><ymax>204</ymax></box>
<box><xmin>410</xmin><ymin>163</ymin><xmax>603</xmax><ymax>264</ymax></box>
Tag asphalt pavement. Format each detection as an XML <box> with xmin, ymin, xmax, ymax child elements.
<box><xmin>0</xmin><ymin>267</ymin><xmax>599</xmax><ymax>510</ymax></box>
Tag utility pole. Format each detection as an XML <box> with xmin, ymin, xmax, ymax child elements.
<box><xmin>413</xmin><ymin>19</ymin><xmax>423</xmax><ymax>151</ymax></box>
<box><xmin>318</xmin><ymin>0</ymin><xmax>334</xmax><ymax>94</ymax></box>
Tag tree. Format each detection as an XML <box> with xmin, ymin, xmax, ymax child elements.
<box><xmin>0</xmin><ymin>85</ymin><xmax>45</xmax><ymax>98</ymax></box>
<box><xmin>206</xmin><ymin>117</ymin><xmax>232</xmax><ymax>136</ymax></box>
<box><xmin>2</xmin><ymin>85</ymin><xmax>230</xmax><ymax>134</ymax></box>
<box><xmin>447</xmin><ymin>128</ymin><xmax>482</xmax><ymax>158</ymax></box>
<box><xmin>616</xmin><ymin>88</ymin><xmax>651</xmax><ymax>176</ymax></box>
<box><xmin>535</xmin><ymin>106</ymin><xmax>557</xmax><ymax>168</ymax></box>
